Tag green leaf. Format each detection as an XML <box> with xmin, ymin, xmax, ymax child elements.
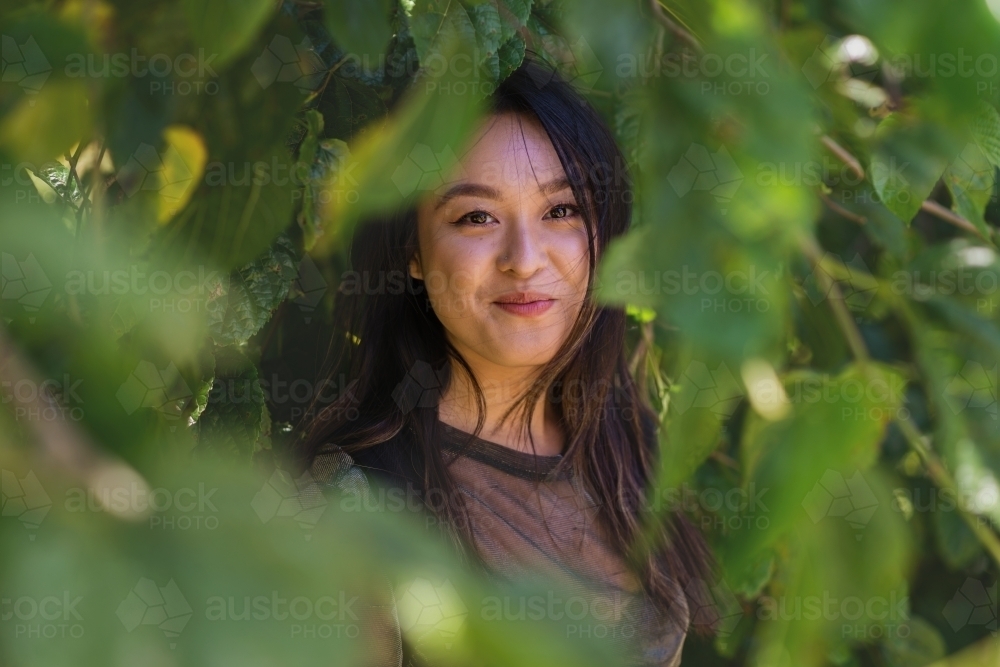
<box><xmin>732</xmin><ymin>363</ymin><xmax>906</xmax><ymax>561</ymax></box>
<box><xmin>880</xmin><ymin>616</ymin><xmax>946</xmax><ymax>667</ymax></box>
<box><xmin>498</xmin><ymin>0</ymin><xmax>531</xmax><ymax>43</ymax></box>
<box><xmin>319</xmin><ymin>75</ymin><xmax>388</xmax><ymax>141</ymax></box>
<box><xmin>944</xmin><ymin>141</ymin><xmax>995</xmax><ymax>240</ymax></box>
<box><xmin>314</xmin><ymin>34</ymin><xmax>488</xmax><ymax>253</ymax></box>
<box><xmin>154</xmin><ymin>145</ymin><xmax>296</xmax><ymax>269</ymax></box>
<box><xmin>971</xmin><ymin>102</ymin><xmax>1000</xmax><ymax>168</ymax></box>
<box><xmin>181</xmin><ymin>0</ymin><xmax>277</xmax><ymax>68</ymax></box>
<box><xmin>498</xmin><ymin>34</ymin><xmax>526</xmax><ymax>81</ymax></box>
<box><xmin>195</xmin><ymin>346</ymin><xmax>266</xmax><ymax>461</ymax></box>
<box><xmin>871</xmin><ymin>114</ymin><xmax>955</xmax><ymax>224</ymax></box>
<box><xmin>409</xmin><ymin>0</ymin><xmax>478</xmax><ymax>66</ymax></box>
<box><xmin>727</xmin><ymin>550</ymin><xmax>774</xmax><ymax>598</ymax></box>
<box><xmin>468</xmin><ymin>1</ymin><xmax>503</xmax><ymax>80</ymax></box>
<box><xmin>29</xmin><ymin>162</ymin><xmax>82</xmax><ymax>209</ymax></box>
<box><xmin>658</xmin><ymin>396</ymin><xmax>724</xmax><ymax>491</ymax></box>
<box><xmin>0</xmin><ymin>82</ymin><xmax>91</xmax><ymax>164</ymax></box>
<box><xmin>933</xmin><ymin>505</ymin><xmax>984</xmax><ymax>569</ymax></box>
<box><xmin>206</xmin><ymin>235</ymin><xmax>298</xmax><ymax>346</ymax></box>
<box><xmin>323</xmin><ymin>0</ymin><xmax>394</xmax><ymax>60</ymax></box>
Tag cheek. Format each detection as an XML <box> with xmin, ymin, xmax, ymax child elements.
<box><xmin>554</xmin><ymin>232</ymin><xmax>593</xmax><ymax>296</ymax></box>
<box><xmin>421</xmin><ymin>241</ymin><xmax>491</xmax><ymax>319</ymax></box>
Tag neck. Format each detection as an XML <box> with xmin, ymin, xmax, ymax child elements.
<box><xmin>436</xmin><ymin>355</ymin><xmax>564</xmax><ymax>457</ymax></box>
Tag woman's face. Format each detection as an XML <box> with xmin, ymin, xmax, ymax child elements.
<box><xmin>410</xmin><ymin>112</ymin><xmax>592</xmax><ymax>372</ymax></box>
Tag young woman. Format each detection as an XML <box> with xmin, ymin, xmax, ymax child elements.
<box><xmin>300</xmin><ymin>54</ymin><xmax>714</xmax><ymax>667</ymax></box>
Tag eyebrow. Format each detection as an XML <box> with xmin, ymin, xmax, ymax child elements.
<box><xmin>432</xmin><ymin>176</ymin><xmax>573</xmax><ymax>211</ymax></box>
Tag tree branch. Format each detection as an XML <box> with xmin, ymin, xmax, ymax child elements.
<box><xmin>821</xmin><ymin>135</ymin><xmax>865</xmax><ymax>180</ymax></box>
<box><xmin>820</xmin><ymin>191</ymin><xmax>867</xmax><ymax>225</ymax></box>
<box><xmin>921</xmin><ymin>200</ymin><xmax>992</xmax><ymax>243</ymax></box>
<box><xmin>896</xmin><ymin>415</ymin><xmax>1000</xmax><ymax>566</ymax></box>
<box><xmin>649</xmin><ymin>0</ymin><xmax>701</xmax><ymax>53</ymax></box>
<box><xmin>799</xmin><ymin>235</ymin><xmax>1000</xmax><ymax>568</ymax></box>
<box><xmin>798</xmin><ymin>234</ymin><xmax>871</xmax><ymax>365</ymax></box>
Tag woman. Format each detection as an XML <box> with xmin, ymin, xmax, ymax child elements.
<box><xmin>300</xmin><ymin>54</ymin><xmax>714</xmax><ymax>666</ymax></box>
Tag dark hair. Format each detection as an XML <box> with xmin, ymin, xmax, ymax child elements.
<box><xmin>300</xmin><ymin>53</ymin><xmax>715</xmax><ymax>632</ymax></box>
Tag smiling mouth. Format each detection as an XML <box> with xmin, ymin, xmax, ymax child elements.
<box><xmin>493</xmin><ymin>292</ymin><xmax>556</xmax><ymax>317</ymax></box>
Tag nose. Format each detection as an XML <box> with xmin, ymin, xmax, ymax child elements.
<box><xmin>496</xmin><ymin>216</ymin><xmax>546</xmax><ymax>277</ymax></box>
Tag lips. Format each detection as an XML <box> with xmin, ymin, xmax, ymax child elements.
<box><xmin>493</xmin><ymin>291</ymin><xmax>556</xmax><ymax>317</ymax></box>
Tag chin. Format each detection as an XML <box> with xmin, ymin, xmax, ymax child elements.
<box><xmin>484</xmin><ymin>336</ymin><xmax>563</xmax><ymax>368</ymax></box>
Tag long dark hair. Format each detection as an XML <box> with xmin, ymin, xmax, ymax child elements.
<box><xmin>300</xmin><ymin>53</ymin><xmax>715</xmax><ymax>631</ymax></box>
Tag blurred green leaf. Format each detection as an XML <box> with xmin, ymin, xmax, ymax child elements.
<box><xmin>206</xmin><ymin>235</ymin><xmax>298</xmax><ymax>346</ymax></box>
<box><xmin>933</xmin><ymin>505</ymin><xmax>984</xmax><ymax>570</ymax></box>
<box><xmin>323</xmin><ymin>0</ymin><xmax>394</xmax><ymax>60</ymax></box>
<box><xmin>181</xmin><ymin>0</ymin><xmax>277</xmax><ymax>68</ymax></box>
<box><xmin>196</xmin><ymin>346</ymin><xmax>266</xmax><ymax>460</ymax></box>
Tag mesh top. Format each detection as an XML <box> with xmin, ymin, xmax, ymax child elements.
<box><xmin>309</xmin><ymin>420</ymin><xmax>689</xmax><ymax>667</ymax></box>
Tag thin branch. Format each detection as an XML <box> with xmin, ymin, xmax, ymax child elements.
<box><xmin>819</xmin><ymin>133</ymin><xmax>995</xmax><ymax>243</ymax></box>
<box><xmin>800</xmin><ymin>235</ymin><xmax>1000</xmax><ymax>568</ymax></box>
<box><xmin>821</xmin><ymin>135</ymin><xmax>865</xmax><ymax>180</ymax></box>
<box><xmin>920</xmin><ymin>200</ymin><xmax>992</xmax><ymax>243</ymax></box>
<box><xmin>710</xmin><ymin>450</ymin><xmax>740</xmax><ymax>471</ymax></box>
<box><xmin>896</xmin><ymin>415</ymin><xmax>1000</xmax><ymax>567</ymax></box>
<box><xmin>306</xmin><ymin>55</ymin><xmax>352</xmax><ymax>105</ymax></box>
<box><xmin>820</xmin><ymin>191</ymin><xmax>867</xmax><ymax>225</ymax></box>
<box><xmin>649</xmin><ymin>0</ymin><xmax>701</xmax><ymax>53</ymax></box>
<box><xmin>798</xmin><ymin>234</ymin><xmax>871</xmax><ymax>365</ymax></box>
<box><xmin>64</xmin><ymin>140</ymin><xmax>88</xmax><ymax>200</ymax></box>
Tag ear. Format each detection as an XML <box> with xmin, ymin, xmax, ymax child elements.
<box><xmin>408</xmin><ymin>252</ymin><xmax>423</xmax><ymax>281</ymax></box>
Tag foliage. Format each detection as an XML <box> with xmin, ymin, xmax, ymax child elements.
<box><xmin>1</xmin><ymin>1</ymin><xmax>1000</xmax><ymax>666</ymax></box>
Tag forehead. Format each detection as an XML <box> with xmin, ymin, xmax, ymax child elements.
<box><xmin>442</xmin><ymin>112</ymin><xmax>566</xmax><ymax>193</ymax></box>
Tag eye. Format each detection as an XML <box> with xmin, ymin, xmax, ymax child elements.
<box><xmin>546</xmin><ymin>203</ymin><xmax>580</xmax><ymax>220</ymax></box>
<box><xmin>453</xmin><ymin>210</ymin><xmax>498</xmax><ymax>226</ymax></box>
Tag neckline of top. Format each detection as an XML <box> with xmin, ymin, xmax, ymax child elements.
<box><xmin>436</xmin><ymin>419</ymin><xmax>569</xmax><ymax>481</ymax></box>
